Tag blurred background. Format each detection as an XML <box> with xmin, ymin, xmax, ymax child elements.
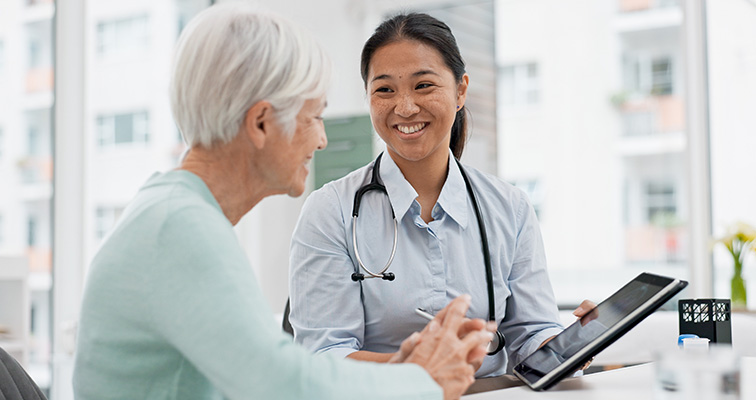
<box><xmin>0</xmin><ymin>0</ymin><xmax>754</xmax><ymax>397</ymax></box>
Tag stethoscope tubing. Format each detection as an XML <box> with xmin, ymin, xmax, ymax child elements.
<box><xmin>351</xmin><ymin>152</ymin><xmax>505</xmax><ymax>355</ymax></box>
<box><xmin>352</xmin><ymin>214</ymin><xmax>398</xmax><ymax>279</ymax></box>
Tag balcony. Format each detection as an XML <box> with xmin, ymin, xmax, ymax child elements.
<box><xmin>23</xmin><ymin>0</ymin><xmax>54</xmax><ymax>23</ymax></box>
<box><xmin>615</xmin><ymin>95</ymin><xmax>686</xmax><ymax>156</ymax></box>
<box><xmin>625</xmin><ymin>224</ymin><xmax>687</xmax><ymax>264</ymax></box>
<box><xmin>26</xmin><ymin>247</ymin><xmax>51</xmax><ymax>275</ymax></box>
<box><xmin>618</xmin><ymin>94</ymin><xmax>685</xmax><ymax>136</ymax></box>
<box><xmin>25</xmin><ymin>67</ymin><xmax>53</xmax><ymax>93</ymax></box>
<box><xmin>17</xmin><ymin>156</ymin><xmax>52</xmax><ymax>184</ymax></box>
<box><xmin>618</xmin><ymin>0</ymin><xmax>679</xmax><ymax>13</ymax></box>
<box><xmin>615</xmin><ymin>1</ymin><xmax>682</xmax><ymax>33</ymax></box>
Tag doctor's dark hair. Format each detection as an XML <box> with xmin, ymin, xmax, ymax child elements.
<box><xmin>361</xmin><ymin>13</ymin><xmax>469</xmax><ymax>158</ymax></box>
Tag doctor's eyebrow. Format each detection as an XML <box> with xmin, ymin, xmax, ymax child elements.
<box><xmin>370</xmin><ymin>70</ymin><xmax>441</xmax><ymax>83</ymax></box>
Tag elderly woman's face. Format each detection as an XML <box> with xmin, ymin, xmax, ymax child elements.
<box><xmin>264</xmin><ymin>97</ymin><xmax>328</xmax><ymax>197</ymax></box>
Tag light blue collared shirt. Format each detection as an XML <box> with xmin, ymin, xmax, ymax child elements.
<box><xmin>289</xmin><ymin>150</ymin><xmax>563</xmax><ymax>377</ymax></box>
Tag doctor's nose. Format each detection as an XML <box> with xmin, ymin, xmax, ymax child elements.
<box><xmin>394</xmin><ymin>94</ymin><xmax>420</xmax><ymax>118</ymax></box>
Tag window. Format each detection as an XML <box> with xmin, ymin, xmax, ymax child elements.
<box><xmin>27</xmin><ymin>126</ymin><xmax>40</xmax><ymax>155</ymax></box>
<box><xmin>651</xmin><ymin>58</ymin><xmax>673</xmax><ymax>95</ymax></box>
<box><xmin>623</xmin><ymin>55</ymin><xmax>674</xmax><ymax>96</ymax></box>
<box><xmin>27</xmin><ymin>216</ymin><xmax>37</xmax><ymax>247</ymax></box>
<box><xmin>645</xmin><ymin>182</ymin><xmax>677</xmax><ymax>223</ymax></box>
<box><xmin>96</xmin><ymin>111</ymin><xmax>149</xmax><ymax>147</ymax></box>
<box><xmin>28</xmin><ymin>39</ymin><xmax>42</xmax><ymax>69</ymax></box>
<box><xmin>511</xmin><ymin>179</ymin><xmax>544</xmax><ymax>219</ymax></box>
<box><xmin>95</xmin><ymin>206</ymin><xmax>124</xmax><ymax>240</ymax></box>
<box><xmin>97</xmin><ymin>15</ymin><xmax>149</xmax><ymax>57</ymax></box>
<box><xmin>498</xmin><ymin>62</ymin><xmax>539</xmax><ymax>108</ymax></box>
<box><xmin>497</xmin><ymin>1</ymin><xmax>689</xmax><ymax>305</ymax></box>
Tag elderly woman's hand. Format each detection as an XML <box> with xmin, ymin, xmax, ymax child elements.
<box><xmin>389</xmin><ymin>295</ymin><xmax>493</xmax><ymax>400</ymax></box>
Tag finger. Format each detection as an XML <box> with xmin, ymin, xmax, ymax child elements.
<box><xmin>437</xmin><ymin>295</ymin><xmax>471</xmax><ymax>333</ymax></box>
<box><xmin>458</xmin><ymin>318</ymin><xmax>486</xmax><ymax>338</ymax></box>
<box><xmin>572</xmin><ymin>299</ymin><xmax>596</xmax><ymax>317</ymax></box>
<box><xmin>431</xmin><ymin>294</ymin><xmax>471</xmax><ymax>325</ymax></box>
<box><xmin>467</xmin><ymin>344</ymin><xmax>487</xmax><ymax>366</ymax></box>
<box><xmin>461</xmin><ymin>329</ymin><xmax>494</xmax><ymax>355</ymax></box>
<box><xmin>391</xmin><ymin>332</ymin><xmax>421</xmax><ymax>363</ymax></box>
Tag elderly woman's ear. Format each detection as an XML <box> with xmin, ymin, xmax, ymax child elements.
<box><xmin>243</xmin><ymin>100</ymin><xmax>275</xmax><ymax>149</ymax></box>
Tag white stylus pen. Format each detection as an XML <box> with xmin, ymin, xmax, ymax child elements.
<box><xmin>415</xmin><ymin>288</ymin><xmax>464</xmax><ymax>321</ymax></box>
<box><xmin>415</xmin><ymin>308</ymin><xmax>435</xmax><ymax>321</ymax></box>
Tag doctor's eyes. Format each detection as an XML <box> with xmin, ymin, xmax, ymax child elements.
<box><xmin>372</xmin><ymin>83</ymin><xmax>436</xmax><ymax>94</ymax></box>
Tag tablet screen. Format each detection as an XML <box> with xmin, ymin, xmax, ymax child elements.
<box><xmin>514</xmin><ymin>273</ymin><xmax>687</xmax><ymax>390</ymax></box>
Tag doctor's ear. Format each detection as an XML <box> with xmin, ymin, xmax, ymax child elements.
<box><xmin>243</xmin><ymin>101</ymin><xmax>275</xmax><ymax>149</ymax></box>
<box><xmin>456</xmin><ymin>74</ymin><xmax>470</xmax><ymax>104</ymax></box>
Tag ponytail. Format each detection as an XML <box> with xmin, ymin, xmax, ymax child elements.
<box><xmin>450</xmin><ymin>107</ymin><xmax>468</xmax><ymax>159</ymax></box>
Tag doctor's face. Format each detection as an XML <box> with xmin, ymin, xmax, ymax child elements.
<box><xmin>366</xmin><ymin>39</ymin><xmax>467</xmax><ymax>167</ymax></box>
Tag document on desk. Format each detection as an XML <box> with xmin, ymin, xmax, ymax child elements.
<box><xmin>513</xmin><ymin>272</ymin><xmax>688</xmax><ymax>391</ymax></box>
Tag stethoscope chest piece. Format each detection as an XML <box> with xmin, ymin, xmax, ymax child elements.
<box><xmin>351</xmin><ymin>153</ymin><xmax>398</xmax><ymax>281</ymax></box>
<box><xmin>351</xmin><ymin>153</ymin><xmax>505</xmax><ymax>356</ymax></box>
<box><xmin>487</xmin><ymin>331</ymin><xmax>506</xmax><ymax>355</ymax></box>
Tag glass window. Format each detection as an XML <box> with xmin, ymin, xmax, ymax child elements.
<box><xmin>511</xmin><ymin>179</ymin><xmax>544</xmax><ymax>219</ymax></box>
<box><xmin>28</xmin><ymin>39</ymin><xmax>41</xmax><ymax>68</ymax></box>
<box><xmin>95</xmin><ymin>206</ymin><xmax>124</xmax><ymax>240</ymax></box>
<box><xmin>96</xmin><ymin>15</ymin><xmax>149</xmax><ymax>57</ymax></box>
<box><xmin>497</xmin><ymin>1</ymin><xmax>688</xmax><ymax>305</ymax></box>
<box><xmin>1</xmin><ymin>1</ymin><xmax>54</xmax><ymax>392</ymax></box>
<box><xmin>96</xmin><ymin>111</ymin><xmax>149</xmax><ymax>148</ymax></box>
<box><xmin>27</xmin><ymin>215</ymin><xmax>37</xmax><ymax>247</ymax></box>
<box><xmin>498</xmin><ymin>62</ymin><xmax>540</xmax><ymax>109</ymax></box>
<box><xmin>651</xmin><ymin>58</ymin><xmax>673</xmax><ymax>95</ymax></box>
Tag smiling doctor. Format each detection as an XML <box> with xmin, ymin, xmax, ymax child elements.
<box><xmin>288</xmin><ymin>12</ymin><xmax>582</xmax><ymax>378</ymax></box>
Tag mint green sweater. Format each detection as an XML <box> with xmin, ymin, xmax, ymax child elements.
<box><xmin>73</xmin><ymin>171</ymin><xmax>440</xmax><ymax>400</ymax></box>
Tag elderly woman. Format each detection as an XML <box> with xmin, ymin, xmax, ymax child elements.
<box><xmin>72</xmin><ymin>4</ymin><xmax>493</xmax><ymax>400</ymax></box>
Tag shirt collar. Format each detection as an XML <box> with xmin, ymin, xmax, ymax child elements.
<box><xmin>379</xmin><ymin>149</ymin><xmax>470</xmax><ymax>229</ymax></box>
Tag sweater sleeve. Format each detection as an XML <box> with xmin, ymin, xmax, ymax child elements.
<box><xmin>147</xmin><ymin>206</ymin><xmax>441</xmax><ymax>400</ymax></box>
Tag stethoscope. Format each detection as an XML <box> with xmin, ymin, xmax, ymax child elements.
<box><xmin>350</xmin><ymin>152</ymin><xmax>505</xmax><ymax>355</ymax></box>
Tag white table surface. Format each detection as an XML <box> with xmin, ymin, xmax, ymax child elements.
<box><xmin>464</xmin><ymin>356</ymin><xmax>754</xmax><ymax>399</ymax></box>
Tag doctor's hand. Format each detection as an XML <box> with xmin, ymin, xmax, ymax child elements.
<box><xmin>573</xmin><ymin>299</ymin><xmax>598</xmax><ymax>326</ymax></box>
<box><xmin>389</xmin><ymin>295</ymin><xmax>493</xmax><ymax>400</ymax></box>
<box><xmin>539</xmin><ymin>299</ymin><xmax>597</xmax><ymax>349</ymax></box>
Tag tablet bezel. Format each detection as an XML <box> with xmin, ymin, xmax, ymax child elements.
<box><xmin>513</xmin><ymin>272</ymin><xmax>688</xmax><ymax>391</ymax></box>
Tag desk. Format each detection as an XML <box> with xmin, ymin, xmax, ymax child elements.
<box><xmin>464</xmin><ymin>357</ymin><xmax>755</xmax><ymax>399</ymax></box>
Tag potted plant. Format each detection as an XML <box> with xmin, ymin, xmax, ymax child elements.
<box><xmin>715</xmin><ymin>222</ymin><xmax>756</xmax><ymax>311</ymax></box>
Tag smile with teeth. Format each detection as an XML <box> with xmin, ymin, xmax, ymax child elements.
<box><xmin>396</xmin><ymin>123</ymin><xmax>427</xmax><ymax>134</ymax></box>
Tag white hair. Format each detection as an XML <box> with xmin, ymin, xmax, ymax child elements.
<box><xmin>170</xmin><ymin>2</ymin><xmax>331</xmax><ymax>148</ymax></box>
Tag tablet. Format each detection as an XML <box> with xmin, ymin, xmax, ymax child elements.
<box><xmin>513</xmin><ymin>272</ymin><xmax>688</xmax><ymax>391</ymax></box>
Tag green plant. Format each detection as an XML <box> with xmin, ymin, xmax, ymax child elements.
<box><xmin>715</xmin><ymin>222</ymin><xmax>756</xmax><ymax>309</ymax></box>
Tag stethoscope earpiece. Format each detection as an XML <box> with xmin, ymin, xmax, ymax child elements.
<box><xmin>351</xmin><ymin>273</ymin><xmax>365</xmax><ymax>282</ymax></box>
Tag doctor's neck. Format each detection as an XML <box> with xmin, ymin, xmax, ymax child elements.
<box><xmin>389</xmin><ymin>150</ymin><xmax>449</xmax><ymax>223</ymax></box>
